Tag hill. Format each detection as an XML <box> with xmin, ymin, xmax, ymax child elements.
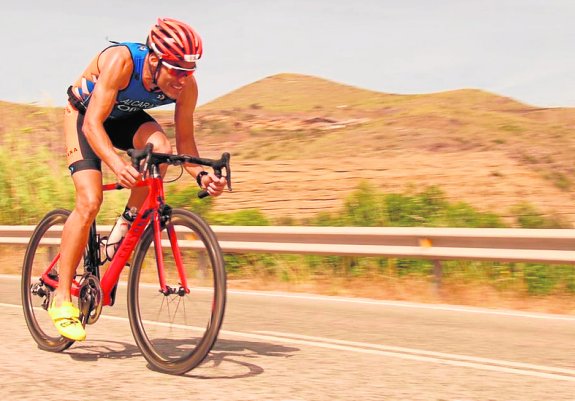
<box><xmin>3</xmin><ymin>73</ymin><xmax>575</xmax><ymax>225</ymax></box>
<box><xmin>195</xmin><ymin>74</ymin><xmax>575</xmax><ymax>225</ymax></box>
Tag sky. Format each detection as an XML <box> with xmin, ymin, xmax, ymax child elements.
<box><xmin>2</xmin><ymin>0</ymin><xmax>575</xmax><ymax>108</ymax></box>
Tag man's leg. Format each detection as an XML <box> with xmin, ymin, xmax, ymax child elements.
<box><xmin>51</xmin><ymin>104</ymin><xmax>103</xmax><ymax>341</ymax></box>
<box><xmin>48</xmin><ymin>169</ymin><xmax>102</xmax><ymax>341</ymax></box>
<box><xmin>54</xmin><ymin>169</ymin><xmax>103</xmax><ymax>305</ymax></box>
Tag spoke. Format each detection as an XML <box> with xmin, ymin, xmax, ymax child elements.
<box><xmin>182</xmin><ymin>297</ymin><xmax>188</xmax><ymax>326</ymax></box>
<box><xmin>152</xmin><ymin>292</ymin><xmax>166</xmax><ymax>323</ymax></box>
<box><xmin>171</xmin><ymin>296</ymin><xmax>182</xmax><ymax>325</ymax></box>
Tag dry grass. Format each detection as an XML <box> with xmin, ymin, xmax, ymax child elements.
<box><xmin>227</xmin><ymin>277</ymin><xmax>575</xmax><ymax>315</ymax></box>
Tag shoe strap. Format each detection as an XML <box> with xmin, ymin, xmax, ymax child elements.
<box><xmin>49</xmin><ymin>301</ymin><xmax>80</xmax><ymax>321</ymax></box>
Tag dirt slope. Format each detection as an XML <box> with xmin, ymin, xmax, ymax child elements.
<box><xmin>3</xmin><ymin>73</ymin><xmax>575</xmax><ymax>225</ymax></box>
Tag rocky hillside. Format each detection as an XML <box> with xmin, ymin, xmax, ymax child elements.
<box><xmin>3</xmin><ymin>73</ymin><xmax>575</xmax><ymax>225</ymax></box>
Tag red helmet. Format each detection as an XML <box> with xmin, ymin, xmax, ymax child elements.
<box><xmin>148</xmin><ymin>18</ymin><xmax>203</xmax><ymax>62</ymax></box>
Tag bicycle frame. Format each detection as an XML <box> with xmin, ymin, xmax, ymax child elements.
<box><xmin>39</xmin><ymin>169</ymin><xmax>189</xmax><ymax>307</ymax></box>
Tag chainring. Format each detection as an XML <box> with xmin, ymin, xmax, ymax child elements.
<box><xmin>78</xmin><ymin>274</ymin><xmax>103</xmax><ymax>325</ymax></box>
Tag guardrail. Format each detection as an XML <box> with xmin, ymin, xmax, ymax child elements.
<box><xmin>1</xmin><ymin>225</ymin><xmax>574</xmax><ymax>264</ymax></box>
<box><xmin>2</xmin><ymin>225</ymin><xmax>574</xmax><ymax>289</ymax></box>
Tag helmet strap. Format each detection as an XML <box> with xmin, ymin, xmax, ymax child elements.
<box><xmin>147</xmin><ymin>56</ymin><xmax>161</xmax><ymax>91</ymax></box>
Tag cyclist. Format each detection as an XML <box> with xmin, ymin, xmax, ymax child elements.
<box><xmin>50</xmin><ymin>18</ymin><xmax>227</xmax><ymax>341</ymax></box>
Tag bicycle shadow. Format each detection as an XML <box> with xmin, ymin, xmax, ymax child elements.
<box><xmin>186</xmin><ymin>338</ymin><xmax>300</xmax><ymax>380</ymax></box>
<box><xmin>66</xmin><ymin>337</ymin><xmax>299</xmax><ymax>379</ymax></box>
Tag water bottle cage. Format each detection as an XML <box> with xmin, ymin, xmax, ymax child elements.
<box><xmin>98</xmin><ymin>236</ymin><xmax>109</xmax><ymax>264</ymax></box>
<box><xmin>99</xmin><ymin>236</ymin><xmax>111</xmax><ymax>263</ymax></box>
<box><xmin>98</xmin><ymin>235</ymin><xmax>124</xmax><ymax>263</ymax></box>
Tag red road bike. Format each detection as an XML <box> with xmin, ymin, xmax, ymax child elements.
<box><xmin>21</xmin><ymin>144</ymin><xmax>231</xmax><ymax>374</ymax></box>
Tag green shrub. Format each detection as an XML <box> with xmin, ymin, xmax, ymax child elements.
<box><xmin>511</xmin><ymin>202</ymin><xmax>571</xmax><ymax>228</ymax></box>
<box><xmin>523</xmin><ymin>264</ymin><xmax>558</xmax><ymax>295</ymax></box>
<box><xmin>310</xmin><ymin>182</ymin><xmax>504</xmax><ymax>228</ymax></box>
<box><xmin>165</xmin><ymin>182</ymin><xmax>213</xmax><ymax>215</ymax></box>
<box><xmin>0</xmin><ymin>134</ymin><xmax>74</xmax><ymax>223</ymax></box>
<box><xmin>209</xmin><ymin>209</ymin><xmax>269</xmax><ymax>226</ymax></box>
<box><xmin>342</xmin><ymin>182</ymin><xmax>387</xmax><ymax>226</ymax></box>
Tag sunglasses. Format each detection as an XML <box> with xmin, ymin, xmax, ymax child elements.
<box><xmin>161</xmin><ymin>60</ymin><xmax>197</xmax><ymax>77</ymax></box>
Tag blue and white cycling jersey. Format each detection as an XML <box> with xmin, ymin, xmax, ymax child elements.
<box><xmin>71</xmin><ymin>42</ymin><xmax>174</xmax><ymax>119</ymax></box>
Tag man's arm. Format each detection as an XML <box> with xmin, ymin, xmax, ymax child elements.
<box><xmin>82</xmin><ymin>47</ymin><xmax>140</xmax><ymax>188</ymax></box>
<box><xmin>175</xmin><ymin>75</ymin><xmax>201</xmax><ymax>174</ymax></box>
<box><xmin>175</xmin><ymin>76</ymin><xmax>227</xmax><ymax>196</ymax></box>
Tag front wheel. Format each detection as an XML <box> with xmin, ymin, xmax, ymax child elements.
<box><xmin>127</xmin><ymin>208</ymin><xmax>226</xmax><ymax>374</ymax></box>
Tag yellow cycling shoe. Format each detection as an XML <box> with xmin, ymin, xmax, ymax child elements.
<box><xmin>48</xmin><ymin>300</ymin><xmax>86</xmax><ymax>341</ymax></box>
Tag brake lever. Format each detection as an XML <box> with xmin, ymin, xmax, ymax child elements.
<box><xmin>128</xmin><ymin>143</ymin><xmax>154</xmax><ymax>173</ymax></box>
<box><xmin>142</xmin><ymin>151</ymin><xmax>153</xmax><ymax>178</ymax></box>
<box><xmin>222</xmin><ymin>152</ymin><xmax>232</xmax><ymax>192</ymax></box>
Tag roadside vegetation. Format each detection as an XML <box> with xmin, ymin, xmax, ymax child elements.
<box><xmin>203</xmin><ymin>183</ymin><xmax>575</xmax><ymax>302</ymax></box>
<box><xmin>2</xmin><ymin>132</ymin><xmax>572</xmax><ymax>306</ymax></box>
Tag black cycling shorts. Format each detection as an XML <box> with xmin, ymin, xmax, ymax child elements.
<box><xmin>67</xmin><ymin>111</ymin><xmax>155</xmax><ymax>175</ymax></box>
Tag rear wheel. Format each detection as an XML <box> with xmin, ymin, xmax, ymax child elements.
<box><xmin>21</xmin><ymin>209</ymin><xmax>75</xmax><ymax>351</ymax></box>
<box><xmin>127</xmin><ymin>208</ymin><xmax>226</xmax><ymax>374</ymax></box>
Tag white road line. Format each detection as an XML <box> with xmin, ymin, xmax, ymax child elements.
<box><xmin>4</xmin><ymin>273</ymin><xmax>575</xmax><ymax>321</ymax></box>
<box><xmin>256</xmin><ymin>330</ymin><xmax>575</xmax><ymax>376</ymax></box>
<box><xmin>225</xmin><ymin>289</ymin><xmax>575</xmax><ymax>321</ymax></box>
<box><xmin>3</xmin><ymin>302</ymin><xmax>575</xmax><ymax>382</ymax></box>
<box><xmin>233</xmin><ymin>331</ymin><xmax>575</xmax><ymax>382</ymax></box>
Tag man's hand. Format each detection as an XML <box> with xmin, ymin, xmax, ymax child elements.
<box><xmin>114</xmin><ymin>163</ymin><xmax>141</xmax><ymax>189</ymax></box>
<box><xmin>200</xmin><ymin>173</ymin><xmax>227</xmax><ymax>197</ymax></box>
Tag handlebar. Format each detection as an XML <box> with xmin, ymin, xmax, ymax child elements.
<box><xmin>127</xmin><ymin>144</ymin><xmax>232</xmax><ymax>198</ymax></box>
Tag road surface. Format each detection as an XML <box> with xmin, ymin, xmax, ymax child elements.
<box><xmin>1</xmin><ymin>274</ymin><xmax>574</xmax><ymax>400</ymax></box>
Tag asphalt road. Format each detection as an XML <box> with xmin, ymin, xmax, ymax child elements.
<box><xmin>1</xmin><ymin>274</ymin><xmax>575</xmax><ymax>401</ymax></box>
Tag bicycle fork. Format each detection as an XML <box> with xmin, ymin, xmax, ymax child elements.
<box><xmin>152</xmin><ymin>204</ymin><xmax>191</xmax><ymax>296</ymax></box>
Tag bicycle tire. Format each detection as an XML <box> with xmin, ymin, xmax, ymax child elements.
<box><xmin>127</xmin><ymin>208</ymin><xmax>226</xmax><ymax>374</ymax></box>
<box><xmin>21</xmin><ymin>209</ymin><xmax>75</xmax><ymax>352</ymax></box>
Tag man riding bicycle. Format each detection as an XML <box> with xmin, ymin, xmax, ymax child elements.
<box><xmin>51</xmin><ymin>18</ymin><xmax>227</xmax><ymax>341</ymax></box>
